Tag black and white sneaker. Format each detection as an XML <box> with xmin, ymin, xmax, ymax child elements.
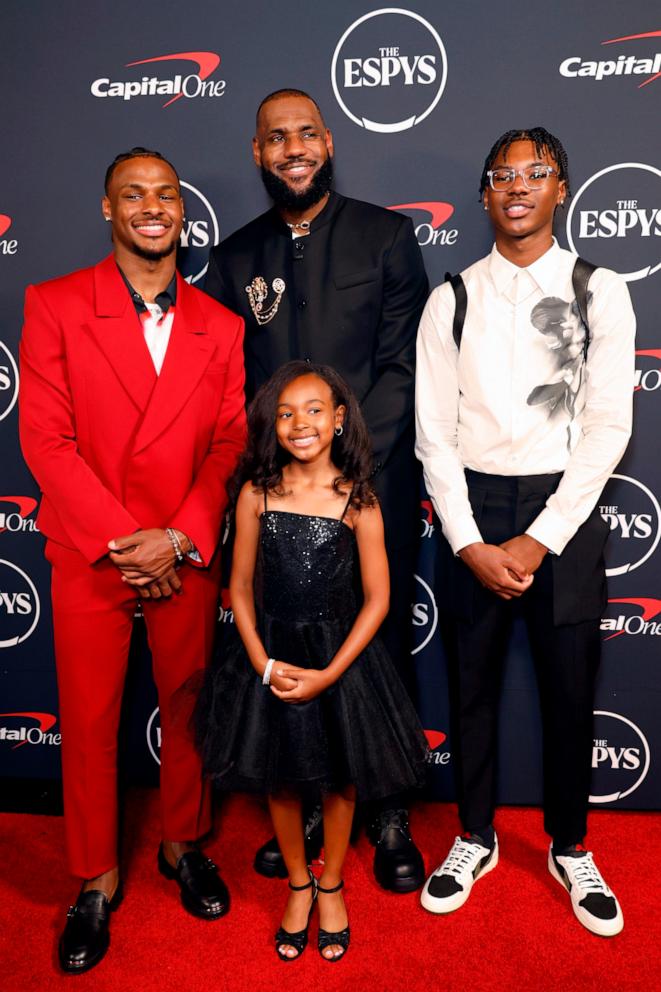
<box><xmin>420</xmin><ymin>834</ymin><xmax>498</xmax><ymax>914</ymax></box>
<box><xmin>548</xmin><ymin>844</ymin><xmax>623</xmax><ymax>937</ymax></box>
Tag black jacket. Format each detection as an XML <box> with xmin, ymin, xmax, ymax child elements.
<box><xmin>205</xmin><ymin>191</ymin><xmax>429</xmax><ymax>545</ymax></box>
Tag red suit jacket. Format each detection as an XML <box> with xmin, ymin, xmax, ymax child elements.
<box><xmin>19</xmin><ymin>254</ymin><xmax>246</xmax><ymax>564</ymax></box>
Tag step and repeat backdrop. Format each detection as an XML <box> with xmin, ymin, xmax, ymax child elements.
<box><xmin>1</xmin><ymin>2</ymin><xmax>659</xmax><ymax>810</ymax></box>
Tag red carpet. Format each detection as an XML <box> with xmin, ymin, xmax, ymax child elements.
<box><xmin>1</xmin><ymin>790</ymin><xmax>659</xmax><ymax>992</ymax></box>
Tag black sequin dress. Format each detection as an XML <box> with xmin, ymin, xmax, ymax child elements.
<box><xmin>195</xmin><ymin>508</ymin><xmax>429</xmax><ymax>801</ymax></box>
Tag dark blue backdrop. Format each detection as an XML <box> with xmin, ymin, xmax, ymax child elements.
<box><xmin>1</xmin><ymin>1</ymin><xmax>659</xmax><ymax>811</ymax></box>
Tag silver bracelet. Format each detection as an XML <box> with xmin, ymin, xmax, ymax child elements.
<box><xmin>262</xmin><ymin>659</ymin><xmax>275</xmax><ymax>685</ymax></box>
<box><xmin>165</xmin><ymin>527</ymin><xmax>185</xmax><ymax>565</ymax></box>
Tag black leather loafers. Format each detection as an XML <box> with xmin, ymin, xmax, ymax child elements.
<box><xmin>58</xmin><ymin>884</ymin><xmax>123</xmax><ymax>973</ymax></box>
<box><xmin>157</xmin><ymin>845</ymin><xmax>230</xmax><ymax>919</ymax></box>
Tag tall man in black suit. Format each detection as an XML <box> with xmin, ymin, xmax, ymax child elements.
<box><xmin>205</xmin><ymin>88</ymin><xmax>429</xmax><ymax>892</ymax></box>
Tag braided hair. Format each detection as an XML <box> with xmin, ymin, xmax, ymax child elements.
<box><xmin>104</xmin><ymin>146</ymin><xmax>179</xmax><ymax>194</ymax></box>
<box><xmin>478</xmin><ymin>127</ymin><xmax>570</xmax><ymax>201</ymax></box>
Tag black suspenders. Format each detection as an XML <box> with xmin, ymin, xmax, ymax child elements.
<box><xmin>444</xmin><ymin>256</ymin><xmax>597</xmax><ymax>353</ymax></box>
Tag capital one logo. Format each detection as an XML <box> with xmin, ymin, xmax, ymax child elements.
<box><xmin>635</xmin><ymin>348</ymin><xmax>661</xmax><ymax>393</ymax></box>
<box><xmin>0</xmin><ymin>340</ymin><xmax>19</xmax><ymax>422</ymax></box>
<box><xmin>420</xmin><ymin>499</ymin><xmax>435</xmax><ymax>539</ymax></box>
<box><xmin>218</xmin><ymin>587</ymin><xmax>234</xmax><ymax>624</ymax></box>
<box><xmin>0</xmin><ymin>712</ymin><xmax>60</xmax><ymax>748</ymax></box>
<box><xmin>177</xmin><ymin>180</ymin><xmax>220</xmax><ymax>285</ymax></box>
<box><xmin>388</xmin><ymin>201</ymin><xmax>458</xmax><ymax>247</ymax></box>
<box><xmin>411</xmin><ymin>573</ymin><xmax>438</xmax><ymax>654</ymax></box>
<box><xmin>601</xmin><ymin>597</ymin><xmax>661</xmax><ymax>640</ymax></box>
<box><xmin>0</xmin><ymin>560</ymin><xmax>40</xmax><ymax>648</ymax></box>
<box><xmin>566</xmin><ymin>163</ymin><xmax>661</xmax><ymax>281</ymax></box>
<box><xmin>91</xmin><ymin>52</ymin><xmax>226</xmax><ymax>107</ymax></box>
<box><xmin>559</xmin><ymin>29</ymin><xmax>661</xmax><ymax>89</ymax></box>
<box><xmin>0</xmin><ymin>496</ymin><xmax>39</xmax><ymax>535</ymax></box>
<box><xmin>425</xmin><ymin>728</ymin><xmax>450</xmax><ymax>766</ymax></box>
<box><xmin>331</xmin><ymin>9</ymin><xmax>448</xmax><ymax>133</ymax></box>
<box><xmin>599</xmin><ymin>474</ymin><xmax>661</xmax><ymax>576</ymax></box>
<box><xmin>147</xmin><ymin>706</ymin><xmax>161</xmax><ymax>765</ymax></box>
<box><xmin>0</xmin><ymin>214</ymin><xmax>18</xmax><ymax>255</ymax></box>
<box><xmin>590</xmin><ymin>710</ymin><xmax>650</xmax><ymax>804</ymax></box>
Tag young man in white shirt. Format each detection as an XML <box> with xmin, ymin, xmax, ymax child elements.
<box><xmin>415</xmin><ymin>128</ymin><xmax>635</xmax><ymax>937</ymax></box>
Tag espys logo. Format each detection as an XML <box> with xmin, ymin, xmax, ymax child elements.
<box><xmin>0</xmin><ymin>214</ymin><xmax>18</xmax><ymax>255</ymax></box>
<box><xmin>388</xmin><ymin>201</ymin><xmax>458</xmax><ymax>247</ymax></box>
<box><xmin>590</xmin><ymin>710</ymin><xmax>650</xmax><ymax>804</ymax></box>
<box><xmin>599</xmin><ymin>473</ymin><xmax>661</xmax><ymax>577</ymax></box>
<box><xmin>559</xmin><ymin>29</ymin><xmax>661</xmax><ymax>89</ymax></box>
<box><xmin>177</xmin><ymin>180</ymin><xmax>219</xmax><ymax>285</ymax></box>
<box><xmin>147</xmin><ymin>706</ymin><xmax>161</xmax><ymax>765</ymax></box>
<box><xmin>411</xmin><ymin>573</ymin><xmax>438</xmax><ymax>654</ymax></box>
<box><xmin>424</xmin><ymin>728</ymin><xmax>450</xmax><ymax>766</ymax></box>
<box><xmin>601</xmin><ymin>597</ymin><xmax>661</xmax><ymax>640</ymax></box>
<box><xmin>331</xmin><ymin>8</ymin><xmax>448</xmax><ymax>133</ymax></box>
<box><xmin>0</xmin><ymin>340</ymin><xmax>19</xmax><ymax>422</ymax></box>
<box><xmin>566</xmin><ymin>162</ymin><xmax>661</xmax><ymax>282</ymax></box>
<box><xmin>91</xmin><ymin>52</ymin><xmax>226</xmax><ymax>107</ymax></box>
<box><xmin>0</xmin><ymin>712</ymin><xmax>60</xmax><ymax>748</ymax></box>
<box><xmin>0</xmin><ymin>496</ymin><xmax>39</xmax><ymax>535</ymax></box>
<box><xmin>0</xmin><ymin>560</ymin><xmax>40</xmax><ymax>648</ymax></box>
<box><xmin>420</xmin><ymin>499</ymin><xmax>435</xmax><ymax>539</ymax></box>
<box><xmin>635</xmin><ymin>348</ymin><xmax>661</xmax><ymax>393</ymax></box>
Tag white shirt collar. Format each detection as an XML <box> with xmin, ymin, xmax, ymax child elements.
<box><xmin>488</xmin><ymin>237</ymin><xmax>563</xmax><ymax>298</ymax></box>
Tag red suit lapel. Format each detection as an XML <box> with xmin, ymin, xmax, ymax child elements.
<box><xmin>85</xmin><ymin>255</ymin><xmax>158</xmax><ymax>412</ymax></box>
<box><xmin>84</xmin><ymin>256</ymin><xmax>218</xmax><ymax>452</ymax></box>
<box><xmin>133</xmin><ymin>270</ymin><xmax>217</xmax><ymax>454</ymax></box>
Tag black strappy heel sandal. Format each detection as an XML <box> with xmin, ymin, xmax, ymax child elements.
<box><xmin>274</xmin><ymin>870</ymin><xmax>318</xmax><ymax>962</ymax></box>
<box><xmin>317</xmin><ymin>879</ymin><xmax>350</xmax><ymax>962</ymax></box>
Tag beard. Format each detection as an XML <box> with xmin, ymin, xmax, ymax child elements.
<box><xmin>260</xmin><ymin>156</ymin><xmax>334</xmax><ymax>212</ymax></box>
<box><xmin>129</xmin><ymin>239</ymin><xmax>178</xmax><ymax>262</ymax></box>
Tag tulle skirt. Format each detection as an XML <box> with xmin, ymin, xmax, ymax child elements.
<box><xmin>194</xmin><ymin>611</ymin><xmax>429</xmax><ymax>802</ymax></box>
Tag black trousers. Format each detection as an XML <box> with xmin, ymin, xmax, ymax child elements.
<box><xmin>440</xmin><ymin>471</ymin><xmax>607</xmax><ymax>848</ymax></box>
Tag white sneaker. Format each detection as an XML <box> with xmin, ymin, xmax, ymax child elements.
<box><xmin>421</xmin><ymin>834</ymin><xmax>498</xmax><ymax>914</ymax></box>
<box><xmin>548</xmin><ymin>845</ymin><xmax>624</xmax><ymax>937</ymax></box>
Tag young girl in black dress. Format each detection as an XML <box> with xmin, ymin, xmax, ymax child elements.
<box><xmin>196</xmin><ymin>361</ymin><xmax>428</xmax><ymax>962</ymax></box>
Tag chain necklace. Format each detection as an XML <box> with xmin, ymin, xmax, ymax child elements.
<box><xmin>285</xmin><ymin>219</ymin><xmax>311</xmax><ymax>232</ymax></box>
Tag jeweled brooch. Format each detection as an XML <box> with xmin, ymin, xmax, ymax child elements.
<box><xmin>245</xmin><ymin>276</ymin><xmax>286</xmax><ymax>326</ymax></box>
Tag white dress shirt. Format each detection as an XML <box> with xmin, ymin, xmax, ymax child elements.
<box><xmin>415</xmin><ymin>240</ymin><xmax>636</xmax><ymax>555</ymax></box>
<box><xmin>142</xmin><ymin>303</ymin><xmax>174</xmax><ymax>375</ymax></box>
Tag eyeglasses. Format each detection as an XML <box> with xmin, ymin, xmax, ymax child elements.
<box><xmin>487</xmin><ymin>166</ymin><xmax>559</xmax><ymax>192</ymax></box>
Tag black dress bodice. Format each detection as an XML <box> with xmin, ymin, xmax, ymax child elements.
<box><xmin>256</xmin><ymin>511</ymin><xmax>358</xmax><ymax>623</ymax></box>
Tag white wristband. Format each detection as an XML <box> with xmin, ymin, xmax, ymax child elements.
<box><xmin>262</xmin><ymin>659</ymin><xmax>275</xmax><ymax>685</ymax></box>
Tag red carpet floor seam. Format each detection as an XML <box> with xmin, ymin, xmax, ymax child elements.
<box><xmin>0</xmin><ymin>789</ymin><xmax>659</xmax><ymax>992</ymax></box>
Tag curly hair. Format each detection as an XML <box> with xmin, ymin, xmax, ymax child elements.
<box><xmin>229</xmin><ymin>361</ymin><xmax>377</xmax><ymax>512</ymax></box>
<box><xmin>478</xmin><ymin>127</ymin><xmax>571</xmax><ymax>202</ymax></box>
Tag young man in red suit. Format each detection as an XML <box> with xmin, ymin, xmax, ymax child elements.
<box><xmin>19</xmin><ymin>148</ymin><xmax>246</xmax><ymax>973</ymax></box>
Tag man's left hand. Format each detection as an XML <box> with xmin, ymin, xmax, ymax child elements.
<box><xmin>108</xmin><ymin>528</ymin><xmax>180</xmax><ymax>583</ymax></box>
<box><xmin>500</xmin><ymin>534</ymin><xmax>548</xmax><ymax>575</ymax></box>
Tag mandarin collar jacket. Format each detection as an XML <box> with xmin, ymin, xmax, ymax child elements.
<box><xmin>205</xmin><ymin>192</ymin><xmax>429</xmax><ymax>542</ymax></box>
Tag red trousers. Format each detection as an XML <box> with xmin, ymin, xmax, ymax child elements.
<box><xmin>47</xmin><ymin>540</ymin><xmax>218</xmax><ymax>879</ymax></box>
